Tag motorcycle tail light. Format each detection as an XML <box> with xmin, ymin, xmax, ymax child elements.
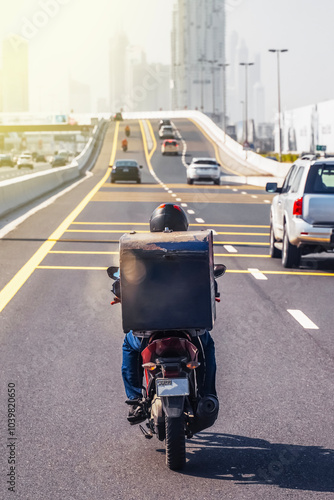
<box><xmin>293</xmin><ymin>197</ymin><xmax>303</xmax><ymax>216</ymax></box>
<box><xmin>142</xmin><ymin>362</ymin><xmax>156</xmax><ymax>371</ymax></box>
<box><xmin>186</xmin><ymin>361</ymin><xmax>201</xmax><ymax>370</ymax></box>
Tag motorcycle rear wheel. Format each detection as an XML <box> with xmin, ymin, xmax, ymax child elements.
<box><xmin>165</xmin><ymin>415</ymin><xmax>186</xmax><ymax>470</ymax></box>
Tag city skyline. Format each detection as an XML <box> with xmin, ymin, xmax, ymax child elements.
<box><xmin>0</xmin><ymin>0</ymin><xmax>334</xmax><ymax>121</ymax></box>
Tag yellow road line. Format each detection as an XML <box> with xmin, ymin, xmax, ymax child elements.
<box><xmin>147</xmin><ymin>120</ymin><xmax>157</xmax><ymax>161</ymax></box>
<box><xmin>65</xmin><ymin>229</ymin><xmax>150</xmax><ymax>234</ymax></box>
<box><xmin>64</xmin><ymin>229</ymin><xmax>269</xmax><ymax>236</ymax></box>
<box><xmin>214</xmin><ymin>241</ymin><xmax>270</xmax><ymax>246</ymax></box>
<box><xmin>48</xmin><ymin>250</ymin><xmax>268</xmax><ymax>257</ymax></box>
<box><xmin>49</xmin><ymin>251</ymin><xmax>119</xmax><ymax>255</ymax></box>
<box><xmin>35</xmin><ymin>265</ymin><xmax>334</xmax><ymax>277</ymax></box>
<box><xmin>71</xmin><ymin>221</ymin><xmax>149</xmax><ymax>226</ymax></box>
<box><xmin>215</xmin><ymin>254</ymin><xmax>270</xmax><ymax>258</ymax></box>
<box><xmin>70</xmin><ymin>221</ymin><xmax>270</xmax><ymax>228</ymax></box>
<box><xmin>139</xmin><ymin>119</ymin><xmax>159</xmax><ymax>182</ymax></box>
<box><xmin>0</xmin><ymin>122</ymin><xmax>120</xmax><ymax>313</ymax></box>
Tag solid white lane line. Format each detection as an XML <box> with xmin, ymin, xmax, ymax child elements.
<box><xmin>248</xmin><ymin>268</ymin><xmax>268</xmax><ymax>280</ymax></box>
<box><xmin>287</xmin><ymin>310</ymin><xmax>319</xmax><ymax>329</ymax></box>
<box><xmin>187</xmin><ymin>210</ymin><xmax>195</xmax><ymax>214</ymax></box>
<box><xmin>224</xmin><ymin>245</ymin><xmax>238</xmax><ymax>253</ymax></box>
<box><xmin>196</xmin><ymin>218</ymin><xmax>205</xmax><ymax>223</ymax></box>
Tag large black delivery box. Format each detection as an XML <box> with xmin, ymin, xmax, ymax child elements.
<box><xmin>119</xmin><ymin>230</ymin><xmax>216</xmax><ymax>332</ymax></box>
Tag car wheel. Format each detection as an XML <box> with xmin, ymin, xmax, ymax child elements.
<box><xmin>137</xmin><ymin>179</ymin><xmax>141</xmax><ymax>184</ymax></box>
<box><xmin>282</xmin><ymin>223</ymin><xmax>301</xmax><ymax>268</ymax></box>
<box><xmin>187</xmin><ymin>179</ymin><xmax>193</xmax><ymax>185</ymax></box>
<box><xmin>110</xmin><ymin>177</ymin><xmax>115</xmax><ymax>183</ymax></box>
<box><xmin>214</xmin><ymin>179</ymin><xmax>220</xmax><ymax>185</ymax></box>
<box><xmin>269</xmin><ymin>222</ymin><xmax>281</xmax><ymax>258</ymax></box>
<box><xmin>162</xmin><ymin>152</ymin><xmax>165</xmax><ymax>155</ymax></box>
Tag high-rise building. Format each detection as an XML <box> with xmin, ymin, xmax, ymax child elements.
<box><xmin>69</xmin><ymin>78</ymin><xmax>91</xmax><ymax>113</ymax></box>
<box><xmin>2</xmin><ymin>35</ymin><xmax>29</xmax><ymax>112</ymax></box>
<box><xmin>171</xmin><ymin>0</ymin><xmax>226</xmax><ymax>122</ymax></box>
<box><xmin>109</xmin><ymin>32</ymin><xmax>130</xmax><ymax>112</ymax></box>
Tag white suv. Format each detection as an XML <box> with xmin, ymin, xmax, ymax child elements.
<box><xmin>187</xmin><ymin>158</ymin><xmax>221</xmax><ymax>185</ymax></box>
<box><xmin>266</xmin><ymin>157</ymin><xmax>334</xmax><ymax>267</ymax></box>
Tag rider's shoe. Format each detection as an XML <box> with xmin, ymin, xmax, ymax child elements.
<box><xmin>126</xmin><ymin>399</ymin><xmax>146</xmax><ymax>425</ymax></box>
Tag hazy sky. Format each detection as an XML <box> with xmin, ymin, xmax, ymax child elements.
<box><xmin>1</xmin><ymin>0</ymin><xmax>334</xmax><ymax>120</ymax></box>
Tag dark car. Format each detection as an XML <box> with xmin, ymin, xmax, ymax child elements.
<box><xmin>52</xmin><ymin>155</ymin><xmax>67</xmax><ymax>167</ymax></box>
<box><xmin>113</xmin><ymin>112</ymin><xmax>123</xmax><ymax>121</ymax></box>
<box><xmin>158</xmin><ymin>119</ymin><xmax>171</xmax><ymax>131</ymax></box>
<box><xmin>110</xmin><ymin>160</ymin><xmax>143</xmax><ymax>183</ymax></box>
<box><xmin>0</xmin><ymin>154</ymin><xmax>15</xmax><ymax>167</ymax></box>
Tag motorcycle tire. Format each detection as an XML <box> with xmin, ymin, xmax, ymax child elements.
<box><xmin>165</xmin><ymin>415</ymin><xmax>186</xmax><ymax>471</ymax></box>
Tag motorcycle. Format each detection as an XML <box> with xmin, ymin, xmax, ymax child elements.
<box><xmin>122</xmin><ymin>142</ymin><xmax>128</xmax><ymax>152</ymax></box>
<box><xmin>107</xmin><ymin>263</ymin><xmax>226</xmax><ymax>470</ymax></box>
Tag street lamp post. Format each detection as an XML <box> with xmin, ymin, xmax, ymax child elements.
<box><xmin>207</xmin><ymin>59</ymin><xmax>218</xmax><ymax>120</ymax></box>
<box><xmin>239</xmin><ymin>62</ymin><xmax>254</xmax><ymax>145</ymax></box>
<box><xmin>218</xmin><ymin>63</ymin><xmax>230</xmax><ymax>133</ymax></box>
<box><xmin>269</xmin><ymin>49</ymin><xmax>288</xmax><ymax>162</ymax></box>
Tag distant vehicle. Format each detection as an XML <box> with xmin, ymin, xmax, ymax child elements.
<box><xmin>266</xmin><ymin>157</ymin><xmax>334</xmax><ymax>267</ymax></box>
<box><xmin>17</xmin><ymin>154</ymin><xmax>34</xmax><ymax>169</ymax></box>
<box><xmin>0</xmin><ymin>154</ymin><xmax>15</xmax><ymax>167</ymax></box>
<box><xmin>35</xmin><ymin>154</ymin><xmax>47</xmax><ymax>163</ymax></box>
<box><xmin>161</xmin><ymin>139</ymin><xmax>179</xmax><ymax>156</ymax></box>
<box><xmin>159</xmin><ymin>126</ymin><xmax>175</xmax><ymax>139</ymax></box>
<box><xmin>158</xmin><ymin>119</ymin><xmax>171</xmax><ymax>131</ymax></box>
<box><xmin>110</xmin><ymin>159</ymin><xmax>143</xmax><ymax>184</ymax></box>
<box><xmin>52</xmin><ymin>155</ymin><xmax>67</xmax><ymax>167</ymax></box>
<box><xmin>114</xmin><ymin>112</ymin><xmax>123</xmax><ymax>121</ymax></box>
<box><xmin>187</xmin><ymin>158</ymin><xmax>221</xmax><ymax>185</ymax></box>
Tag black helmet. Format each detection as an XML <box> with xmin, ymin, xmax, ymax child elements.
<box><xmin>149</xmin><ymin>203</ymin><xmax>189</xmax><ymax>232</ymax></box>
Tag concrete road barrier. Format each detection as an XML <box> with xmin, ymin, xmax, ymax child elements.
<box><xmin>0</xmin><ymin>119</ymin><xmax>108</xmax><ymax>218</ymax></box>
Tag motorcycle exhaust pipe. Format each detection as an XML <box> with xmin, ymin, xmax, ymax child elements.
<box><xmin>190</xmin><ymin>395</ymin><xmax>219</xmax><ymax>434</ymax></box>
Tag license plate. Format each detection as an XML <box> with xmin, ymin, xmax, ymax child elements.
<box><xmin>122</xmin><ymin>168</ymin><xmax>129</xmax><ymax>172</ymax></box>
<box><xmin>156</xmin><ymin>378</ymin><xmax>189</xmax><ymax>397</ymax></box>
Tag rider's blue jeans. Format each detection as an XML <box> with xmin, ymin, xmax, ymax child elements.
<box><xmin>121</xmin><ymin>331</ymin><xmax>217</xmax><ymax>400</ymax></box>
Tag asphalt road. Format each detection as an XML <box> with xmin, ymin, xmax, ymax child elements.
<box><xmin>0</xmin><ymin>119</ymin><xmax>333</xmax><ymax>500</ymax></box>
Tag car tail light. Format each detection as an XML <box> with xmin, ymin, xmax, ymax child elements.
<box><xmin>293</xmin><ymin>197</ymin><xmax>303</xmax><ymax>216</ymax></box>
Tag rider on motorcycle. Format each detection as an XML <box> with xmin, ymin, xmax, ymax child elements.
<box><xmin>115</xmin><ymin>204</ymin><xmax>218</xmax><ymax>425</ymax></box>
<box><xmin>121</xmin><ymin>138</ymin><xmax>128</xmax><ymax>150</ymax></box>
<box><xmin>125</xmin><ymin>125</ymin><xmax>130</xmax><ymax>137</ymax></box>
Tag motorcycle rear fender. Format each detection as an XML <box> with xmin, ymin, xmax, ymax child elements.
<box><xmin>161</xmin><ymin>396</ymin><xmax>185</xmax><ymax>418</ymax></box>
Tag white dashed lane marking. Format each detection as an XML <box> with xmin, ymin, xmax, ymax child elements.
<box><xmin>224</xmin><ymin>245</ymin><xmax>238</xmax><ymax>253</ymax></box>
<box><xmin>187</xmin><ymin>210</ymin><xmax>195</xmax><ymax>214</ymax></box>
<box><xmin>287</xmin><ymin>310</ymin><xmax>319</xmax><ymax>329</ymax></box>
<box><xmin>195</xmin><ymin>218</ymin><xmax>205</xmax><ymax>223</ymax></box>
<box><xmin>248</xmin><ymin>268</ymin><xmax>268</xmax><ymax>280</ymax></box>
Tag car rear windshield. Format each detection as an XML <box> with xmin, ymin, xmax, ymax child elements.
<box><xmin>115</xmin><ymin>161</ymin><xmax>137</xmax><ymax>167</ymax></box>
<box><xmin>165</xmin><ymin>141</ymin><xmax>177</xmax><ymax>146</ymax></box>
<box><xmin>305</xmin><ymin>164</ymin><xmax>334</xmax><ymax>193</ymax></box>
<box><xmin>193</xmin><ymin>160</ymin><xmax>217</xmax><ymax>165</ymax></box>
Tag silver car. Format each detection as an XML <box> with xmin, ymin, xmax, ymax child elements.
<box><xmin>187</xmin><ymin>158</ymin><xmax>221</xmax><ymax>185</ymax></box>
<box><xmin>266</xmin><ymin>158</ymin><xmax>334</xmax><ymax>267</ymax></box>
